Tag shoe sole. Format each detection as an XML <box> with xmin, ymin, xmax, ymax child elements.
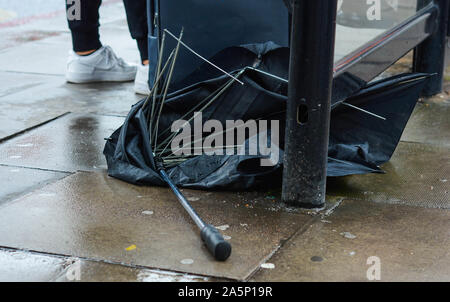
<box><xmin>135</xmin><ymin>89</ymin><xmax>151</xmax><ymax>95</ymax></box>
<box><xmin>66</xmin><ymin>70</ymin><xmax>137</xmax><ymax>84</ymax></box>
<box><xmin>134</xmin><ymin>84</ymin><xmax>151</xmax><ymax>95</ymax></box>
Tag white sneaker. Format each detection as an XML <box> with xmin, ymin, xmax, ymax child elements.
<box><xmin>134</xmin><ymin>64</ymin><xmax>151</xmax><ymax>95</ymax></box>
<box><xmin>66</xmin><ymin>46</ymin><xmax>137</xmax><ymax>83</ymax></box>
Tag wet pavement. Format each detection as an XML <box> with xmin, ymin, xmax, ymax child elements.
<box><xmin>0</xmin><ymin>113</ymin><xmax>124</xmax><ymax>172</ymax></box>
<box><xmin>0</xmin><ymin>2</ymin><xmax>449</xmax><ymax>282</ymax></box>
<box><xmin>401</xmin><ymin>99</ymin><xmax>450</xmax><ymax>148</ymax></box>
<box><xmin>0</xmin><ymin>172</ymin><xmax>312</xmax><ymax>280</ymax></box>
<box><xmin>327</xmin><ymin>141</ymin><xmax>450</xmax><ymax>209</ymax></box>
<box><xmin>0</xmin><ymin>248</ymin><xmax>68</xmax><ymax>282</ymax></box>
<box><xmin>251</xmin><ymin>199</ymin><xmax>450</xmax><ymax>282</ymax></box>
<box><xmin>0</xmin><ymin>248</ymin><xmax>212</xmax><ymax>282</ymax></box>
<box><xmin>0</xmin><ymin>165</ymin><xmax>67</xmax><ymax>206</ymax></box>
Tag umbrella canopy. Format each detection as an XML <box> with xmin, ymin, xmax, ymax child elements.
<box><xmin>104</xmin><ymin>43</ymin><xmax>428</xmax><ymax>190</ymax></box>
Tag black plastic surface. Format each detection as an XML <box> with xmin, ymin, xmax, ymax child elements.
<box><xmin>148</xmin><ymin>0</ymin><xmax>289</xmax><ymax>89</ymax></box>
<box><xmin>201</xmin><ymin>225</ymin><xmax>232</xmax><ymax>261</ymax></box>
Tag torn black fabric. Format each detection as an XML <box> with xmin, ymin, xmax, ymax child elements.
<box><xmin>104</xmin><ymin>44</ymin><xmax>428</xmax><ymax>190</ymax></box>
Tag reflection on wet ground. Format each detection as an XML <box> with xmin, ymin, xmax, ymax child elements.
<box><xmin>251</xmin><ymin>198</ymin><xmax>450</xmax><ymax>282</ymax></box>
<box><xmin>0</xmin><ymin>248</ymin><xmax>213</xmax><ymax>282</ymax></box>
<box><xmin>0</xmin><ymin>172</ymin><xmax>313</xmax><ymax>280</ymax></box>
<box><xmin>0</xmin><ymin>113</ymin><xmax>124</xmax><ymax>172</ymax></box>
<box><xmin>0</xmin><ymin>79</ymin><xmax>447</xmax><ymax>281</ymax></box>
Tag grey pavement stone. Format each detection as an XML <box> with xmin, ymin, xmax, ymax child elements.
<box><xmin>0</xmin><ymin>113</ymin><xmax>124</xmax><ymax>173</ymax></box>
<box><xmin>251</xmin><ymin>199</ymin><xmax>450</xmax><ymax>282</ymax></box>
<box><xmin>0</xmin><ymin>248</ymin><xmax>67</xmax><ymax>282</ymax></box>
<box><xmin>401</xmin><ymin>100</ymin><xmax>450</xmax><ymax>148</ymax></box>
<box><xmin>0</xmin><ymin>165</ymin><xmax>68</xmax><ymax>206</ymax></box>
<box><xmin>327</xmin><ymin>142</ymin><xmax>450</xmax><ymax>209</ymax></box>
<box><xmin>0</xmin><ymin>171</ymin><xmax>314</xmax><ymax>280</ymax></box>
<box><xmin>0</xmin><ymin>248</ymin><xmax>212</xmax><ymax>282</ymax></box>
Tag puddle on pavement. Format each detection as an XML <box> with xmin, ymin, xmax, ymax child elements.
<box><xmin>0</xmin><ymin>165</ymin><xmax>68</xmax><ymax>206</ymax></box>
<box><xmin>0</xmin><ymin>113</ymin><xmax>124</xmax><ymax>173</ymax></box>
<box><xmin>0</xmin><ymin>249</ymin><xmax>66</xmax><ymax>282</ymax></box>
<box><xmin>0</xmin><ymin>172</ymin><xmax>313</xmax><ymax>280</ymax></box>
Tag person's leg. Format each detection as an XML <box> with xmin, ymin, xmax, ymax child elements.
<box><xmin>122</xmin><ymin>0</ymin><xmax>150</xmax><ymax>94</ymax></box>
<box><xmin>67</xmin><ymin>0</ymin><xmax>102</xmax><ymax>54</ymax></box>
<box><xmin>65</xmin><ymin>0</ymin><xmax>137</xmax><ymax>84</ymax></box>
<box><xmin>122</xmin><ymin>0</ymin><xmax>149</xmax><ymax>65</ymax></box>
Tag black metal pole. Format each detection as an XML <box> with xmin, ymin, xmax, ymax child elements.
<box><xmin>414</xmin><ymin>0</ymin><xmax>449</xmax><ymax>96</ymax></box>
<box><xmin>282</xmin><ymin>0</ymin><xmax>337</xmax><ymax>208</ymax></box>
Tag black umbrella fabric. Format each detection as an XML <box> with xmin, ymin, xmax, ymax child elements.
<box><xmin>104</xmin><ymin>43</ymin><xmax>428</xmax><ymax>190</ymax></box>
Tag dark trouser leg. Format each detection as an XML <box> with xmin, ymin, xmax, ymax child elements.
<box><xmin>122</xmin><ymin>0</ymin><xmax>149</xmax><ymax>63</ymax></box>
<box><xmin>67</xmin><ymin>0</ymin><xmax>102</xmax><ymax>52</ymax></box>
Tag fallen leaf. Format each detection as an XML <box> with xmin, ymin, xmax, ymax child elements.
<box><xmin>126</xmin><ymin>244</ymin><xmax>137</xmax><ymax>251</ymax></box>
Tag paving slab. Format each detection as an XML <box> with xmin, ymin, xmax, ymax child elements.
<box><xmin>0</xmin><ymin>71</ymin><xmax>141</xmax><ymax>140</ymax></box>
<box><xmin>0</xmin><ymin>172</ymin><xmax>313</xmax><ymax>281</ymax></box>
<box><xmin>55</xmin><ymin>260</ymin><xmax>213</xmax><ymax>282</ymax></box>
<box><xmin>0</xmin><ymin>113</ymin><xmax>124</xmax><ymax>172</ymax></box>
<box><xmin>0</xmin><ymin>71</ymin><xmax>69</xmax><ymax>140</ymax></box>
<box><xmin>0</xmin><ymin>248</ymin><xmax>210</xmax><ymax>282</ymax></box>
<box><xmin>0</xmin><ymin>0</ymin><xmax>135</xmax><ymax>51</ymax></box>
<box><xmin>0</xmin><ymin>37</ymin><xmax>67</xmax><ymax>76</ymax></box>
<box><xmin>0</xmin><ymin>165</ymin><xmax>68</xmax><ymax>206</ymax></box>
<box><xmin>327</xmin><ymin>142</ymin><xmax>450</xmax><ymax>209</ymax></box>
<box><xmin>0</xmin><ymin>24</ymin><xmax>140</xmax><ymax>76</ymax></box>
<box><xmin>401</xmin><ymin>101</ymin><xmax>450</xmax><ymax>148</ymax></box>
<box><xmin>251</xmin><ymin>199</ymin><xmax>450</xmax><ymax>282</ymax></box>
<box><xmin>0</xmin><ymin>29</ymin><xmax>62</xmax><ymax>52</ymax></box>
<box><xmin>0</xmin><ymin>248</ymin><xmax>68</xmax><ymax>282</ymax></box>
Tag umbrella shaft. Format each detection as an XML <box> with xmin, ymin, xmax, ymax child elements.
<box><xmin>159</xmin><ymin>169</ymin><xmax>206</xmax><ymax>230</ymax></box>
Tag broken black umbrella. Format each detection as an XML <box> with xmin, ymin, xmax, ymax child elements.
<box><xmin>145</xmin><ymin>29</ymin><xmax>232</xmax><ymax>261</ymax></box>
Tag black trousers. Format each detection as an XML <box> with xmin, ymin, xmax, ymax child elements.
<box><xmin>67</xmin><ymin>0</ymin><xmax>148</xmax><ymax>61</ymax></box>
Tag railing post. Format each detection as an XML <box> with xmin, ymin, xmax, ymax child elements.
<box><xmin>414</xmin><ymin>0</ymin><xmax>449</xmax><ymax>96</ymax></box>
<box><xmin>282</xmin><ymin>0</ymin><xmax>337</xmax><ymax>208</ymax></box>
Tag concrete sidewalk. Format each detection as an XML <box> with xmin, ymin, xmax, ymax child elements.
<box><xmin>0</xmin><ymin>4</ymin><xmax>448</xmax><ymax>282</ymax></box>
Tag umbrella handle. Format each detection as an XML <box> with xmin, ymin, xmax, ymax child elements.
<box><xmin>201</xmin><ymin>224</ymin><xmax>232</xmax><ymax>261</ymax></box>
<box><xmin>158</xmin><ymin>168</ymin><xmax>232</xmax><ymax>261</ymax></box>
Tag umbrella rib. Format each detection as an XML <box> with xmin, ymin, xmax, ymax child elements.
<box><xmin>143</xmin><ymin>49</ymin><xmax>175</xmax><ymax>111</ymax></box>
<box><xmin>153</xmin><ymin>28</ymin><xmax>184</xmax><ymax>152</ymax></box>
<box><xmin>165</xmin><ymin>105</ymin><xmax>284</xmax><ymax>158</ymax></box>
<box><xmin>156</xmin><ymin>76</ymin><xmax>236</xmax><ymax>153</ymax></box>
<box><xmin>245</xmin><ymin>67</ymin><xmax>387</xmax><ymax>121</ymax></box>
<box><xmin>147</xmin><ymin>33</ymin><xmax>167</xmax><ymax>144</ymax></box>
<box><xmin>169</xmin><ymin>119</ymin><xmax>250</xmax><ymax>157</ymax></box>
<box><xmin>164</xmin><ymin>28</ymin><xmax>244</xmax><ymax>86</ymax></box>
<box><xmin>145</xmin><ymin>50</ymin><xmax>176</xmax><ymax>132</ymax></box>
<box><xmin>245</xmin><ymin>66</ymin><xmax>289</xmax><ymax>83</ymax></box>
<box><xmin>161</xmin><ymin>107</ymin><xmax>286</xmax><ymax>159</ymax></box>
<box><xmin>157</xmin><ymin>77</ymin><xmax>233</xmax><ymax>140</ymax></box>
<box><xmin>157</xmin><ymin>69</ymin><xmax>245</xmax><ymax>157</ymax></box>
<box><xmin>143</xmin><ymin>33</ymin><xmax>166</xmax><ymax>109</ymax></box>
<box><xmin>328</xmin><ymin>157</ymin><xmax>355</xmax><ymax>166</ymax></box>
<box><xmin>341</xmin><ymin>102</ymin><xmax>387</xmax><ymax>120</ymax></box>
